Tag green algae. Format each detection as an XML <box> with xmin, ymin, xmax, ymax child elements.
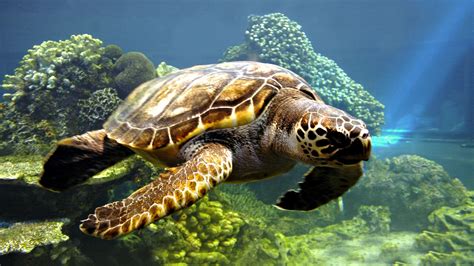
<box><xmin>0</xmin><ymin>220</ymin><xmax>69</xmax><ymax>255</ymax></box>
<box><xmin>0</xmin><ymin>155</ymin><xmax>43</xmax><ymax>185</ymax></box>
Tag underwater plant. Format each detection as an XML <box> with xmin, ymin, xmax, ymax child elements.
<box><xmin>221</xmin><ymin>13</ymin><xmax>385</xmax><ymax>134</ymax></box>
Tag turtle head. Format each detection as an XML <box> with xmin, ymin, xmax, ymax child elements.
<box><xmin>292</xmin><ymin>104</ymin><xmax>371</xmax><ymax>166</ymax></box>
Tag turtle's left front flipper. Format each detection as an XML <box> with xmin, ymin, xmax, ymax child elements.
<box><xmin>80</xmin><ymin>143</ymin><xmax>233</xmax><ymax>239</ymax></box>
<box><xmin>275</xmin><ymin>163</ymin><xmax>363</xmax><ymax>211</ymax></box>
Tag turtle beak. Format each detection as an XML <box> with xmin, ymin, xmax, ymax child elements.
<box><xmin>333</xmin><ymin>132</ymin><xmax>371</xmax><ymax>164</ymax></box>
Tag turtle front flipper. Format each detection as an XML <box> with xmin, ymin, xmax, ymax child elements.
<box><xmin>40</xmin><ymin>129</ymin><xmax>134</xmax><ymax>191</ymax></box>
<box><xmin>275</xmin><ymin>163</ymin><xmax>363</xmax><ymax>211</ymax></box>
<box><xmin>80</xmin><ymin>143</ymin><xmax>233</xmax><ymax>239</ymax></box>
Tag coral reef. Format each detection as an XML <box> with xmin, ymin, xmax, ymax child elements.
<box><xmin>77</xmin><ymin>87</ymin><xmax>122</xmax><ymax>131</ymax></box>
<box><xmin>118</xmin><ymin>196</ymin><xmax>286</xmax><ymax>265</ymax></box>
<box><xmin>344</xmin><ymin>155</ymin><xmax>469</xmax><ymax>230</ymax></box>
<box><xmin>112</xmin><ymin>52</ymin><xmax>156</xmax><ymax>98</ymax></box>
<box><xmin>415</xmin><ymin>192</ymin><xmax>474</xmax><ymax>265</ymax></box>
<box><xmin>221</xmin><ymin>13</ymin><xmax>384</xmax><ymax>134</ymax></box>
<box><xmin>0</xmin><ymin>220</ymin><xmax>69</xmax><ymax>255</ymax></box>
<box><xmin>155</xmin><ymin>61</ymin><xmax>179</xmax><ymax>77</ymax></box>
<box><xmin>0</xmin><ymin>34</ymin><xmax>121</xmax><ymax>154</ymax></box>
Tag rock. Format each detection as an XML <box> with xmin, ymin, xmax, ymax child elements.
<box><xmin>415</xmin><ymin>196</ymin><xmax>474</xmax><ymax>265</ymax></box>
<box><xmin>344</xmin><ymin>155</ymin><xmax>469</xmax><ymax>230</ymax></box>
<box><xmin>0</xmin><ymin>220</ymin><xmax>69</xmax><ymax>255</ymax></box>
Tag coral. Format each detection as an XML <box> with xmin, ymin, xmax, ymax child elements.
<box><xmin>212</xmin><ymin>184</ymin><xmax>279</xmax><ymax>221</ymax></box>
<box><xmin>357</xmin><ymin>205</ymin><xmax>391</xmax><ymax>234</ymax></box>
<box><xmin>77</xmin><ymin>87</ymin><xmax>122</xmax><ymax>131</ymax></box>
<box><xmin>221</xmin><ymin>13</ymin><xmax>384</xmax><ymax>134</ymax></box>
<box><xmin>112</xmin><ymin>52</ymin><xmax>156</xmax><ymax>98</ymax></box>
<box><xmin>0</xmin><ymin>220</ymin><xmax>69</xmax><ymax>255</ymax></box>
<box><xmin>0</xmin><ymin>34</ymin><xmax>121</xmax><ymax>154</ymax></box>
<box><xmin>344</xmin><ymin>155</ymin><xmax>469</xmax><ymax>230</ymax></box>
<box><xmin>415</xmin><ymin>196</ymin><xmax>474</xmax><ymax>265</ymax></box>
<box><xmin>156</xmin><ymin>61</ymin><xmax>179</xmax><ymax>77</ymax></box>
<box><xmin>103</xmin><ymin>44</ymin><xmax>124</xmax><ymax>62</ymax></box>
<box><xmin>117</xmin><ymin>196</ymin><xmax>287</xmax><ymax>265</ymax></box>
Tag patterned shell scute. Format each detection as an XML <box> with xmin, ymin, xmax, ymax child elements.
<box><xmin>105</xmin><ymin>61</ymin><xmax>313</xmax><ymax>150</ymax></box>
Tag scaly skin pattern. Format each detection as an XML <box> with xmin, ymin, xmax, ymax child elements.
<box><xmin>294</xmin><ymin>105</ymin><xmax>371</xmax><ymax>166</ymax></box>
<box><xmin>80</xmin><ymin>143</ymin><xmax>232</xmax><ymax>239</ymax></box>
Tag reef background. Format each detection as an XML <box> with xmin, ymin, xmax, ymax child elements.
<box><xmin>0</xmin><ymin>0</ymin><xmax>472</xmax><ymax>265</ymax></box>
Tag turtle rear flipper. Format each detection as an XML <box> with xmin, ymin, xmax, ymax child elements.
<box><xmin>275</xmin><ymin>163</ymin><xmax>363</xmax><ymax>211</ymax></box>
<box><xmin>40</xmin><ymin>129</ymin><xmax>134</xmax><ymax>191</ymax></box>
<box><xmin>80</xmin><ymin>143</ymin><xmax>232</xmax><ymax>239</ymax></box>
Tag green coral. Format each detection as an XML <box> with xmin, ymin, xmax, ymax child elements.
<box><xmin>212</xmin><ymin>184</ymin><xmax>278</xmax><ymax>221</ymax></box>
<box><xmin>221</xmin><ymin>13</ymin><xmax>384</xmax><ymax>134</ymax></box>
<box><xmin>415</xmin><ymin>196</ymin><xmax>474</xmax><ymax>265</ymax></box>
<box><xmin>344</xmin><ymin>155</ymin><xmax>469</xmax><ymax>230</ymax></box>
<box><xmin>0</xmin><ymin>34</ymin><xmax>120</xmax><ymax>154</ymax></box>
<box><xmin>118</xmin><ymin>196</ymin><xmax>286</xmax><ymax>265</ymax></box>
<box><xmin>112</xmin><ymin>51</ymin><xmax>156</xmax><ymax>98</ymax></box>
<box><xmin>77</xmin><ymin>87</ymin><xmax>122</xmax><ymax>130</ymax></box>
<box><xmin>156</xmin><ymin>61</ymin><xmax>179</xmax><ymax>77</ymax></box>
<box><xmin>0</xmin><ymin>220</ymin><xmax>69</xmax><ymax>255</ymax></box>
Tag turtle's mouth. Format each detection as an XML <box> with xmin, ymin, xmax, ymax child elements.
<box><xmin>332</xmin><ymin>138</ymin><xmax>371</xmax><ymax>164</ymax></box>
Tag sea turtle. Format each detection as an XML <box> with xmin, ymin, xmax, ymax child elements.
<box><xmin>40</xmin><ymin>61</ymin><xmax>371</xmax><ymax>239</ymax></box>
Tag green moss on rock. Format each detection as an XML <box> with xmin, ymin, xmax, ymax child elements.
<box><xmin>415</xmin><ymin>196</ymin><xmax>474</xmax><ymax>265</ymax></box>
<box><xmin>0</xmin><ymin>220</ymin><xmax>69</xmax><ymax>255</ymax></box>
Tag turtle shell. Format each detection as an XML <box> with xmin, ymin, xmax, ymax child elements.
<box><xmin>105</xmin><ymin>61</ymin><xmax>317</xmax><ymax>161</ymax></box>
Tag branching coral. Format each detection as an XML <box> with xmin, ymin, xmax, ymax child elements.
<box><xmin>221</xmin><ymin>13</ymin><xmax>385</xmax><ymax>134</ymax></box>
<box><xmin>77</xmin><ymin>87</ymin><xmax>122</xmax><ymax>131</ymax></box>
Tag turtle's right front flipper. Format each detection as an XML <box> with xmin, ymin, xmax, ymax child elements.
<box><xmin>40</xmin><ymin>129</ymin><xmax>134</xmax><ymax>191</ymax></box>
<box><xmin>80</xmin><ymin>143</ymin><xmax>233</xmax><ymax>239</ymax></box>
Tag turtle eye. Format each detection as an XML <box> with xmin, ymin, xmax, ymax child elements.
<box><xmin>327</xmin><ymin>131</ymin><xmax>350</xmax><ymax>148</ymax></box>
<box><xmin>299</xmin><ymin>88</ymin><xmax>317</xmax><ymax>100</ymax></box>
